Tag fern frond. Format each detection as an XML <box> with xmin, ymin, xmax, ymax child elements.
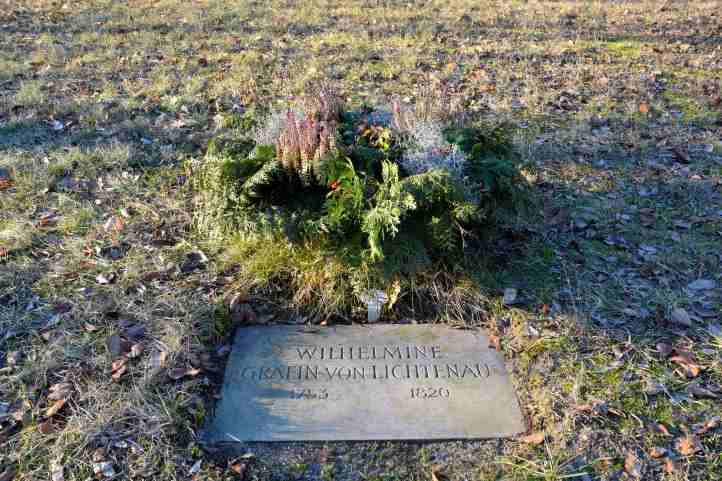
<box><xmin>362</xmin><ymin>161</ymin><xmax>416</xmax><ymax>261</ymax></box>
<box><xmin>240</xmin><ymin>160</ymin><xmax>284</xmax><ymax>200</ymax></box>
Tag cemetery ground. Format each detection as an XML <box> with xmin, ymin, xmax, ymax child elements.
<box><xmin>1</xmin><ymin>0</ymin><xmax>721</xmax><ymax>480</ymax></box>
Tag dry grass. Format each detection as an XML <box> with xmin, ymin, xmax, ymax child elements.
<box><xmin>1</xmin><ymin>0</ymin><xmax>721</xmax><ymax>480</ymax></box>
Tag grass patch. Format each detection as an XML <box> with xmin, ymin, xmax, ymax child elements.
<box><xmin>1</xmin><ymin>0</ymin><xmax>721</xmax><ymax>479</ymax></box>
<box><xmin>604</xmin><ymin>40</ymin><xmax>644</xmax><ymax>60</ymax></box>
<box><xmin>663</xmin><ymin>90</ymin><xmax>720</xmax><ymax>125</ymax></box>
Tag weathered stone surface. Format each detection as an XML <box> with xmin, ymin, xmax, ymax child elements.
<box><xmin>209</xmin><ymin>325</ymin><xmax>525</xmax><ymax>442</ymax></box>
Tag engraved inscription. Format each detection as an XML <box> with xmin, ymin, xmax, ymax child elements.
<box><xmin>231</xmin><ymin>343</ymin><xmax>492</xmax><ymax>384</ymax></box>
<box><xmin>411</xmin><ymin>387</ymin><xmax>450</xmax><ymax>399</ymax></box>
<box><xmin>292</xmin><ymin>388</ymin><xmax>329</xmax><ymax>400</ymax></box>
<box><xmin>211</xmin><ymin>326</ymin><xmax>526</xmax><ymax>441</ymax></box>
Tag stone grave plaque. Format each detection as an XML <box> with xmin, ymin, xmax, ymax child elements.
<box><xmin>208</xmin><ymin>325</ymin><xmax>525</xmax><ymax>442</ymax></box>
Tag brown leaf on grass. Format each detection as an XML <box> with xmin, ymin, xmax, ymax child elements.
<box><xmin>663</xmin><ymin>458</ymin><xmax>678</xmax><ymax>474</ymax></box>
<box><xmin>48</xmin><ymin>383</ymin><xmax>72</xmax><ymax>401</ymax></box>
<box><xmin>574</xmin><ymin>400</ymin><xmax>608</xmax><ymax>416</ymax></box>
<box><xmin>519</xmin><ymin>431</ymin><xmax>545</xmax><ymax>445</ymax></box>
<box><xmin>675</xmin><ymin>435</ymin><xmax>702</xmax><ymax>456</ymax></box>
<box><xmin>669</xmin><ymin>353</ymin><xmax>702</xmax><ymax>378</ymax></box>
<box><xmin>652</xmin><ymin>423</ymin><xmax>672</xmax><ymax>437</ymax></box>
<box><xmin>45</xmin><ymin>398</ymin><xmax>66</xmax><ymax>417</ymax></box>
<box><xmin>0</xmin><ymin>177</ymin><xmax>12</xmax><ymax>191</ymax></box>
<box><xmin>430</xmin><ymin>465</ymin><xmax>448</xmax><ymax>481</ymax></box>
<box><xmin>168</xmin><ymin>367</ymin><xmax>201</xmax><ymax>380</ymax></box>
<box><xmin>638</xmin><ymin>102</ymin><xmax>649</xmax><ymax>114</ymax></box>
<box><xmin>111</xmin><ymin>358</ymin><xmax>128</xmax><ymax>381</ymax></box>
<box><xmin>10</xmin><ymin>402</ymin><xmax>31</xmax><ymax>424</ymax></box>
<box><xmin>488</xmin><ymin>334</ymin><xmax>501</xmax><ymax>351</ymax></box>
<box><xmin>92</xmin><ymin>447</ymin><xmax>106</xmax><ymax>462</ymax></box>
<box><xmin>624</xmin><ymin>451</ymin><xmax>643</xmax><ymax>478</ymax></box>
<box><xmin>704</xmin><ymin>416</ymin><xmax>720</xmax><ymax>431</ymax></box>
<box><xmin>0</xmin><ymin>246</ymin><xmax>8</xmax><ymax>258</ymax></box>
<box><xmin>693</xmin><ymin>416</ymin><xmax>720</xmax><ymax>435</ymax></box>
<box><xmin>103</xmin><ymin>216</ymin><xmax>124</xmax><ymax>233</ymax></box>
<box><xmin>39</xmin><ymin>212</ymin><xmax>60</xmax><ymax>227</ymax></box>
<box><xmin>110</xmin><ymin>365</ymin><xmax>128</xmax><ymax>382</ymax></box>
<box><xmin>649</xmin><ymin>446</ymin><xmax>667</xmax><ymax>458</ymax></box>
<box><xmin>111</xmin><ymin>358</ymin><xmax>127</xmax><ymax>371</ymax></box>
<box><xmin>229</xmin><ymin>461</ymin><xmax>248</xmax><ymax>479</ymax></box>
<box><xmin>38</xmin><ymin>419</ymin><xmax>56</xmax><ymax>435</ymax></box>
<box><xmin>128</xmin><ymin>343</ymin><xmax>143</xmax><ymax>358</ymax></box>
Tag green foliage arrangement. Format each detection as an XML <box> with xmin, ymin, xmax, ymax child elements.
<box><xmin>194</xmin><ymin>88</ymin><xmax>527</xmax><ymax>318</ymax></box>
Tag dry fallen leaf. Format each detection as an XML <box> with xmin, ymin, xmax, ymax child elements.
<box><xmin>168</xmin><ymin>367</ymin><xmax>201</xmax><ymax>380</ymax></box>
<box><xmin>624</xmin><ymin>451</ymin><xmax>643</xmax><ymax>478</ymax></box>
<box><xmin>488</xmin><ymin>334</ymin><xmax>501</xmax><ymax>350</ymax></box>
<box><xmin>639</xmin><ymin>102</ymin><xmax>650</xmax><ymax>114</ymax></box>
<box><xmin>675</xmin><ymin>435</ymin><xmax>702</xmax><ymax>456</ymax></box>
<box><xmin>111</xmin><ymin>358</ymin><xmax>127</xmax><ymax>371</ymax></box>
<box><xmin>652</xmin><ymin>423</ymin><xmax>672</xmax><ymax>437</ymax></box>
<box><xmin>103</xmin><ymin>216</ymin><xmax>124</xmax><ymax>233</ymax></box>
<box><xmin>229</xmin><ymin>461</ymin><xmax>248</xmax><ymax>479</ymax></box>
<box><xmin>39</xmin><ymin>213</ymin><xmax>60</xmax><ymax>227</ymax></box>
<box><xmin>48</xmin><ymin>383</ymin><xmax>72</xmax><ymax>401</ymax></box>
<box><xmin>128</xmin><ymin>343</ymin><xmax>143</xmax><ymax>358</ymax></box>
<box><xmin>92</xmin><ymin>448</ymin><xmax>106</xmax><ymax>462</ymax></box>
<box><xmin>430</xmin><ymin>465</ymin><xmax>448</xmax><ymax>481</ymax></box>
<box><xmin>38</xmin><ymin>419</ymin><xmax>56</xmax><ymax>435</ymax></box>
<box><xmin>669</xmin><ymin>354</ymin><xmax>702</xmax><ymax>378</ymax></box>
<box><xmin>574</xmin><ymin>400</ymin><xmax>608</xmax><ymax>416</ymax></box>
<box><xmin>519</xmin><ymin>431</ymin><xmax>545</xmax><ymax>445</ymax></box>
<box><xmin>649</xmin><ymin>446</ymin><xmax>667</xmax><ymax>458</ymax></box>
<box><xmin>45</xmin><ymin>398</ymin><xmax>66</xmax><ymax>417</ymax></box>
<box><xmin>111</xmin><ymin>358</ymin><xmax>128</xmax><ymax>381</ymax></box>
<box><xmin>693</xmin><ymin>416</ymin><xmax>720</xmax><ymax>435</ymax></box>
<box><xmin>663</xmin><ymin>458</ymin><xmax>678</xmax><ymax>474</ymax></box>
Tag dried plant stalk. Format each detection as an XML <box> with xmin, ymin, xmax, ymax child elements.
<box><xmin>275</xmin><ymin>110</ymin><xmax>340</xmax><ymax>185</ymax></box>
<box><xmin>392</xmin><ymin>79</ymin><xmax>465</xmax><ymax>133</ymax></box>
<box><xmin>302</xmin><ymin>82</ymin><xmax>344</xmax><ymax>122</ymax></box>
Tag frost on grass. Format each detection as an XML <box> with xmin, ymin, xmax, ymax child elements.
<box><xmin>399</xmin><ymin>120</ymin><xmax>466</xmax><ymax>178</ymax></box>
